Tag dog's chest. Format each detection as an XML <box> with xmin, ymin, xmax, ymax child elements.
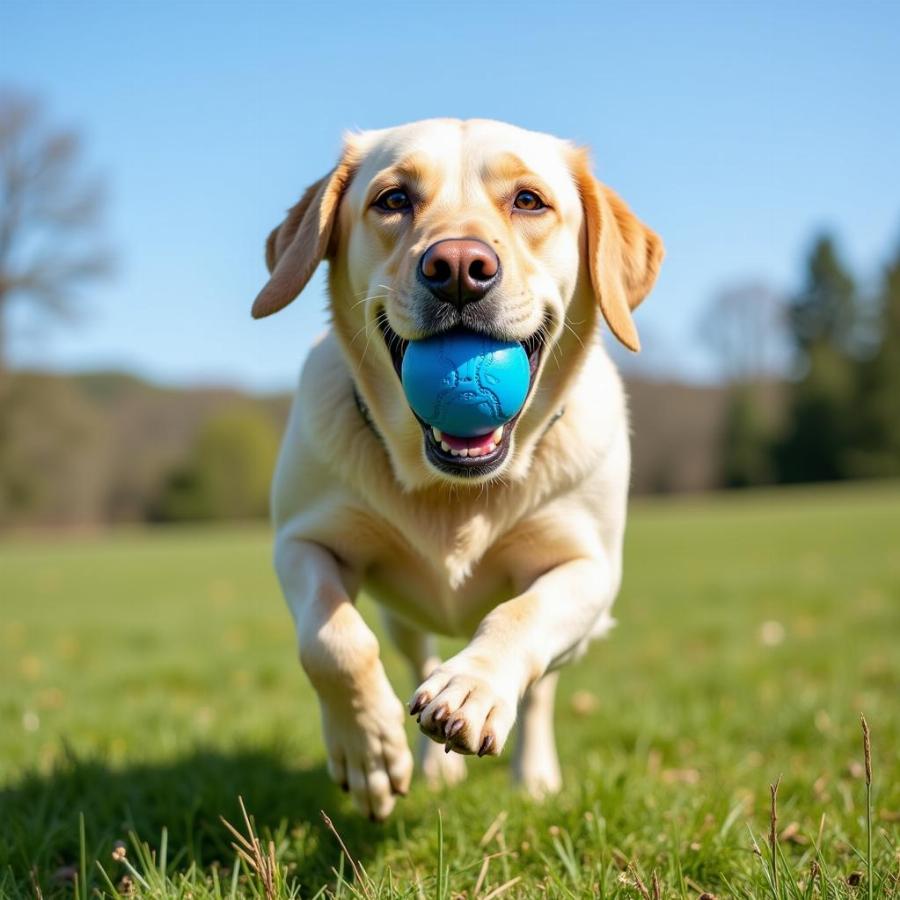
<box><xmin>362</xmin><ymin>509</ymin><xmax>516</xmax><ymax>636</ymax></box>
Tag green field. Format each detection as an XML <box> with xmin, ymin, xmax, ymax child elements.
<box><xmin>2</xmin><ymin>484</ymin><xmax>898</xmax><ymax>898</ymax></box>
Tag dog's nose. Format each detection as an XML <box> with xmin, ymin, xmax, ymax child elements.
<box><xmin>418</xmin><ymin>238</ymin><xmax>500</xmax><ymax>307</ymax></box>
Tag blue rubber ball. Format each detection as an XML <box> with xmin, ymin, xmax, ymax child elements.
<box><xmin>401</xmin><ymin>329</ymin><xmax>530</xmax><ymax>437</ymax></box>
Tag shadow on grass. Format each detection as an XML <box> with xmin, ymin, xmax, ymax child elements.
<box><xmin>1</xmin><ymin>748</ymin><xmax>409</xmax><ymax>895</ymax></box>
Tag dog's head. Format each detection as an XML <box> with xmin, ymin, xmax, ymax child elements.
<box><xmin>253</xmin><ymin>119</ymin><xmax>663</xmax><ymax>487</ymax></box>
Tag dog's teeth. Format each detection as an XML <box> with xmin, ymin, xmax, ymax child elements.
<box><xmin>492</xmin><ymin>426</ymin><xmax>504</xmax><ymax>443</ymax></box>
<box><xmin>441</xmin><ymin>441</ymin><xmax>451</xmax><ymax>452</ymax></box>
<box><xmin>432</xmin><ymin>427</ymin><xmax>442</xmax><ymax>442</ymax></box>
<box><xmin>485</xmin><ymin>442</ymin><xmax>496</xmax><ymax>454</ymax></box>
<box><xmin>458</xmin><ymin>448</ymin><xmax>468</xmax><ymax>458</ymax></box>
<box><xmin>469</xmin><ymin>447</ymin><xmax>482</xmax><ymax>457</ymax></box>
<box><xmin>450</xmin><ymin>448</ymin><xmax>459</xmax><ymax>457</ymax></box>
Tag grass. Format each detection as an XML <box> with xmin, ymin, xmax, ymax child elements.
<box><xmin>1</xmin><ymin>482</ymin><xmax>898</xmax><ymax>898</ymax></box>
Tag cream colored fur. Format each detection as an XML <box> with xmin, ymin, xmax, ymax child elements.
<box><xmin>253</xmin><ymin>119</ymin><xmax>663</xmax><ymax>820</ymax></box>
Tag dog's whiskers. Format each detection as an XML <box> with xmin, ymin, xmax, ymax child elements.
<box><xmin>349</xmin><ymin>292</ymin><xmax>391</xmax><ymax>312</ymax></box>
<box><xmin>348</xmin><ymin>320</ymin><xmax>371</xmax><ymax>348</ymax></box>
<box><xmin>561</xmin><ymin>318</ymin><xmax>585</xmax><ymax>349</ymax></box>
<box><xmin>539</xmin><ymin>323</ymin><xmax>564</xmax><ymax>370</ymax></box>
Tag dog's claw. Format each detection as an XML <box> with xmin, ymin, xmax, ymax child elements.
<box><xmin>446</xmin><ymin>718</ymin><xmax>464</xmax><ymax>739</ymax></box>
<box><xmin>412</xmin><ymin>664</ymin><xmax>517</xmax><ymax>757</ymax></box>
<box><xmin>409</xmin><ymin>694</ymin><xmax>428</xmax><ymax>716</ymax></box>
<box><xmin>444</xmin><ymin>742</ymin><xmax>452</xmax><ymax>754</ymax></box>
<box><xmin>478</xmin><ymin>733</ymin><xmax>495</xmax><ymax>757</ymax></box>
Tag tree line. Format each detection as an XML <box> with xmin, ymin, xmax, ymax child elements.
<box><xmin>719</xmin><ymin>233</ymin><xmax>900</xmax><ymax>488</ymax></box>
<box><xmin>0</xmin><ymin>89</ymin><xmax>282</xmax><ymax>527</ymax></box>
<box><xmin>0</xmin><ymin>87</ymin><xmax>897</xmax><ymax>529</ymax></box>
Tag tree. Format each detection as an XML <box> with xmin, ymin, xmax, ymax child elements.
<box><xmin>154</xmin><ymin>408</ymin><xmax>280</xmax><ymax>522</ymax></box>
<box><xmin>700</xmin><ymin>280</ymin><xmax>786</xmax><ymax>487</ymax></box>
<box><xmin>787</xmin><ymin>235</ymin><xmax>858</xmax><ymax>356</ymax></box>
<box><xmin>700</xmin><ymin>280</ymin><xmax>788</xmax><ymax>385</ymax></box>
<box><xmin>0</xmin><ymin>373</ymin><xmax>110</xmax><ymax>527</ymax></box>
<box><xmin>719</xmin><ymin>385</ymin><xmax>774</xmax><ymax>488</ymax></box>
<box><xmin>851</xmin><ymin>238</ymin><xmax>900</xmax><ymax>476</ymax></box>
<box><xmin>774</xmin><ymin>235</ymin><xmax>859</xmax><ymax>483</ymax></box>
<box><xmin>0</xmin><ymin>88</ymin><xmax>111</xmax><ymax>371</ymax></box>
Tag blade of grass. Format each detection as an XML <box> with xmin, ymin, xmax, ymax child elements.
<box><xmin>159</xmin><ymin>826</ymin><xmax>168</xmax><ymax>880</ymax></box>
<box><xmin>861</xmin><ymin>714</ymin><xmax>873</xmax><ymax>900</ymax></box>
<box><xmin>94</xmin><ymin>861</ymin><xmax>118</xmax><ymax>897</ymax></box>
<box><xmin>437</xmin><ymin>810</ymin><xmax>446</xmax><ymax>900</ymax></box>
<box><xmin>229</xmin><ymin>853</ymin><xmax>240</xmax><ymax>900</ymax></box>
<box><xmin>769</xmin><ymin>776</ymin><xmax>781</xmax><ymax>898</ymax></box>
<box><xmin>77</xmin><ymin>812</ymin><xmax>87</xmax><ymax>900</ymax></box>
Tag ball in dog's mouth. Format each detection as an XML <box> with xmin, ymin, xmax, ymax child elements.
<box><xmin>377</xmin><ymin>313</ymin><xmax>545</xmax><ymax>478</ymax></box>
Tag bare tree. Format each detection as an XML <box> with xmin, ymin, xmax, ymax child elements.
<box><xmin>0</xmin><ymin>88</ymin><xmax>111</xmax><ymax>372</ymax></box>
<box><xmin>699</xmin><ymin>280</ymin><xmax>789</xmax><ymax>384</ymax></box>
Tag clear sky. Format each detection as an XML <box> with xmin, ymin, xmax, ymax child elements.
<box><xmin>2</xmin><ymin>0</ymin><xmax>898</xmax><ymax>391</ymax></box>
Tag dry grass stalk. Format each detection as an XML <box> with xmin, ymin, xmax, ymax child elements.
<box><xmin>473</xmin><ymin>854</ymin><xmax>491</xmax><ymax>897</ymax></box>
<box><xmin>861</xmin><ymin>714</ymin><xmax>873</xmax><ymax>900</ymax></box>
<box><xmin>861</xmin><ymin>714</ymin><xmax>872</xmax><ymax>785</ymax></box>
<box><xmin>769</xmin><ymin>775</ymin><xmax>781</xmax><ymax>894</ymax></box>
<box><xmin>480</xmin><ymin>875</ymin><xmax>521</xmax><ymax>900</ymax></box>
<box><xmin>816</xmin><ymin>812</ymin><xmax>826</xmax><ymax>847</ymax></box>
<box><xmin>29</xmin><ymin>867</ymin><xmax>43</xmax><ymax>900</ymax></box>
<box><xmin>651</xmin><ymin>869</ymin><xmax>662</xmax><ymax>900</ymax></box>
<box><xmin>472</xmin><ymin>851</ymin><xmax>511</xmax><ymax>898</ymax></box>
<box><xmin>685</xmin><ymin>877</ymin><xmax>712</xmax><ymax>896</ymax></box>
<box><xmin>628</xmin><ymin>863</ymin><xmax>652</xmax><ymax>900</ymax></box>
<box><xmin>320</xmin><ymin>810</ymin><xmax>374</xmax><ymax>900</ymax></box>
<box><xmin>479</xmin><ymin>810</ymin><xmax>508</xmax><ymax>847</ymax></box>
<box><xmin>220</xmin><ymin>796</ymin><xmax>278</xmax><ymax>900</ymax></box>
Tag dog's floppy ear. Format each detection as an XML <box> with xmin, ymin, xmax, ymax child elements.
<box><xmin>571</xmin><ymin>149</ymin><xmax>664</xmax><ymax>352</ymax></box>
<box><xmin>251</xmin><ymin>149</ymin><xmax>357</xmax><ymax>319</ymax></box>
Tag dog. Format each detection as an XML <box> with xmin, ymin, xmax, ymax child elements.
<box><xmin>252</xmin><ymin>118</ymin><xmax>663</xmax><ymax>820</ymax></box>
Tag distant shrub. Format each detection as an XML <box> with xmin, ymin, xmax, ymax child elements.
<box><xmin>154</xmin><ymin>407</ymin><xmax>279</xmax><ymax>522</ymax></box>
<box><xmin>720</xmin><ymin>386</ymin><xmax>774</xmax><ymax>488</ymax></box>
<box><xmin>0</xmin><ymin>374</ymin><xmax>110</xmax><ymax>528</ymax></box>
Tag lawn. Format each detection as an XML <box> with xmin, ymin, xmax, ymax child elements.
<box><xmin>1</xmin><ymin>483</ymin><xmax>898</xmax><ymax>898</ymax></box>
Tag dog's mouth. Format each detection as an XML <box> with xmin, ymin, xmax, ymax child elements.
<box><xmin>377</xmin><ymin>313</ymin><xmax>545</xmax><ymax>478</ymax></box>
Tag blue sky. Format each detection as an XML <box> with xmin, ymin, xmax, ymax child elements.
<box><xmin>2</xmin><ymin>0</ymin><xmax>898</xmax><ymax>390</ymax></box>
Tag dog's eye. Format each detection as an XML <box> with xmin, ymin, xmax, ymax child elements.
<box><xmin>374</xmin><ymin>189</ymin><xmax>412</xmax><ymax>212</ymax></box>
<box><xmin>513</xmin><ymin>190</ymin><xmax>545</xmax><ymax>212</ymax></box>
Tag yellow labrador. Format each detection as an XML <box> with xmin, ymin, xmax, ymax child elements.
<box><xmin>253</xmin><ymin>118</ymin><xmax>663</xmax><ymax>820</ymax></box>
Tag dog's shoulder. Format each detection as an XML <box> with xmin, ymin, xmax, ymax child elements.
<box><xmin>272</xmin><ymin>331</ymin><xmax>382</xmax><ymax>520</ymax></box>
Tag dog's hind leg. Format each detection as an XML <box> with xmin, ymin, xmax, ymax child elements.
<box><xmin>381</xmin><ymin>611</ymin><xmax>467</xmax><ymax>788</ymax></box>
<box><xmin>512</xmin><ymin>671</ymin><xmax>562</xmax><ymax>798</ymax></box>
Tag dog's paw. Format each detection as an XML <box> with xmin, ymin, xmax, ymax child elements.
<box><xmin>418</xmin><ymin>733</ymin><xmax>467</xmax><ymax>787</ymax></box>
<box><xmin>409</xmin><ymin>660</ymin><xmax>519</xmax><ymax>757</ymax></box>
<box><xmin>318</xmin><ymin>672</ymin><xmax>413</xmax><ymax>821</ymax></box>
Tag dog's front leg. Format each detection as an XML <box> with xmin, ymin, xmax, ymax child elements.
<box><xmin>275</xmin><ymin>536</ymin><xmax>413</xmax><ymax>820</ymax></box>
<box><xmin>410</xmin><ymin>557</ymin><xmax>614</xmax><ymax>758</ymax></box>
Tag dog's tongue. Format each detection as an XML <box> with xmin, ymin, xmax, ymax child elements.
<box><xmin>441</xmin><ymin>431</ymin><xmax>498</xmax><ymax>453</ymax></box>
